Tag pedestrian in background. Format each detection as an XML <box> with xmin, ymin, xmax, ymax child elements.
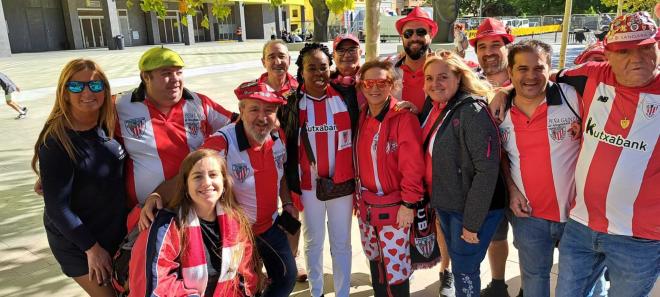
<box><xmin>0</xmin><ymin>71</ymin><xmax>27</xmax><ymax>119</ymax></box>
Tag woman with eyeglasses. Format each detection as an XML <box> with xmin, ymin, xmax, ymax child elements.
<box><xmin>421</xmin><ymin>51</ymin><xmax>506</xmax><ymax>297</ymax></box>
<box><xmin>353</xmin><ymin>59</ymin><xmax>425</xmax><ymax>296</ymax></box>
<box><xmin>279</xmin><ymin>43</ymin><xmax>358</xmax><ymax>297</ymax></box>
<box><xmin>31</xmin><ymin>59</ymin><xmax>126</xmax><ymax>296</ymax></box>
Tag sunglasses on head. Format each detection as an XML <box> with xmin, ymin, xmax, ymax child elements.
<box><xmin>66</xmin><ymin>80</ymin><xmax>105</xmax><ymax>93</ymax></box>
<box><xmin>361</xmin><ymin>79</ymin><xmax>393</xmax><ymax>89</ymax></box>
<box><xmin>403</xmin><ymin>28</ymin><xmax>428</xmax><ymax>39</ymax></box>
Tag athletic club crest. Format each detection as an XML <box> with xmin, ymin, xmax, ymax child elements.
<box><xmin>184</xmin><ymin>113</ymin><xmax>202</xmax><ymax>136</ymax></box>
<box><xmin>550</xmin><ymin>126</ymin><xmax>567</xmax><ymax>142</ymax></box>
<box><xmin>414</xmin><ymin>234</ymin><xmax>437</xmax><ymax>259</ymax></box>
<box><xmin>232</xmin><ymin>163</ymin><xmax>250</xmax><ymax>183</ymax></box>
<box><xmin>124</xmin><ymin>117</ymin><xmax>146</xmax><ymax>139</ymax></box>
<box><xmin>385</xmin><ymin>140</ymin><xmax>398</xmax><ymax>154</ymax></box>
<box><xmin>499</xmin><ymin>127</ymin><xmax>510</xmax><ymax>144</ymax></box>
<box><xmin>642</xmin><ymin>96</ymin><xmax>659</xmax><ymax>119</ymax></box>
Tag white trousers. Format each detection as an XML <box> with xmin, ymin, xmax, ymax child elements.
<box><xmin>301</xmin><ymin>189</ymin><xmax>353</xmax><ymax>297</ymax></box>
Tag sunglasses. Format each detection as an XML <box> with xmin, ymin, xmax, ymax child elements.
<box><xmin>66</xmin><ymin>80</ymin><xmax>105</xmax><ymax>93</ymax></box>
<box><xmin>403</xmin><ymin>28</ymin><xmax>428</xmax><ymax>39</ymax></box>
<box><xmin>361</xmin><ymin>79</ymin><xmax>393</xmax><ymax>89</ymax></box>
<box><xmin>335</xmin><ymin>47</ymin><xmax>359</xmax><ymax>56</ymax></box>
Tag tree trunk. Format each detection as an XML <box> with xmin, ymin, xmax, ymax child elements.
<box><xmin>310</xmin><ymin>0</ymin><xmax>329</xmax><ymax>41</ymax></box>
<box><xmin>432</xmin><ymin>0</ymin><xmax>458</xmax><ymax>43</ymax></box>
<box><xmin>364</xmin><ymin>0</ymin><xmax>380</xmax><ymax>60</ymax></box>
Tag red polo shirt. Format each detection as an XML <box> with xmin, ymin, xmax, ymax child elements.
<box><xmin>400</xmin><ymin>64</ymin><xmax>426</xmax><ymax>111</ymax></box>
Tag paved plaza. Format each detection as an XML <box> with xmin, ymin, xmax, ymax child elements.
<box><xmin>0</xmin><ymin>38</ymin><xmax>657</xmax><ymax>297</ymax></box>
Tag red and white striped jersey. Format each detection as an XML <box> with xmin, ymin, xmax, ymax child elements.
<box><xmin>202</xmin><ymin>122</ymin><xmax>286</xmax><ymax>235</ymax></box>
<box><xmin>115</xmin><ymin>87</ymin><xmax>235</xmax><ymax>206</ymax></box>
<box><xmin>298</xmin><ymin>86</ymin><xmax>354</xmax><ymax>190</ymax></box>
<box><xmin>558</xmin><ymin>62</ymin><xmax>660</xmax><ymax>240</ymax></box>
<box><xmin>499</xmin><ymin>83</ymin><xmax>582</xmax><ymax>223</ymax></box>
<box><xmin>421</xmin><ymin>102</ymin><xmax>447</xmax><ymax>195</ymax></box>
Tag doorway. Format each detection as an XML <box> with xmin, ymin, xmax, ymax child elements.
<box><xmin>158</xmin><ymin>10</ymin><xmax>183</xmax><ymax>43</ymax></box>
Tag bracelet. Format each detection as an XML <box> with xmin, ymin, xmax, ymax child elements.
<box><xmin>282</xmin><ymin>202</ymin><xmax>294</xmax><ymax>207</ymax></box>
<box><xmin>401</xmin><ymin>201</ymin><xmax>416</xmax><ymax>209</ymax></box>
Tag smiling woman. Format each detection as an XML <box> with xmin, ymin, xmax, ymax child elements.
<box><xmin>278</xmin><ymin>42</ymin><xmax>356</xmax><ymax>297</ymax></box>
<box><xmin>31</xmin><ymin>59</ymin><xmax>125</xmax><ymax>297</ymax></box>
<box><xmin>421</xmin><ymin>51</ymin><xmax>506</xmax><ymax>297</ymax></box>
<box><xmin>353</xmin><ymin>59</ymin><xmax>425</xmax><ymax>297</ymax></box>
<box><xmin>129</xmin><ymin>149</ymin><xmax>261</xmax><ymax>297</ymax></box>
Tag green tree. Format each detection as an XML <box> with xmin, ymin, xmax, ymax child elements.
<box><xmin>309</xmin><ymin>0</ymin><xmax>331</xmax><ymax>41</ymax></box>
<box><xmin>129</xmin><ymin>0</ymin><xmax>255</xmax><ymax>30</ymax></box>
<box><xmin>600</xmin><ymin>0</ymin><xmax>656</xmax><ymax>13</ymax></box>
<box><xmin>326</xmin><ymin>0</ymin><xmax>356</xmax><ymax>38</ymax></box>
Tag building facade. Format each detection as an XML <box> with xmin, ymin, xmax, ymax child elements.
<box><xmin>0</xmin><ymin>0</ymin><xmax>304</xmax><ymax>57</ymax></box>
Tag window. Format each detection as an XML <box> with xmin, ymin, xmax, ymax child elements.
<box><xmin>292</xmin><ymin>10</ymin><xmax>298</xmax><ymax>18</ymax></box>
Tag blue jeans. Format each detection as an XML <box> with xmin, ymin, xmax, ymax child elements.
<box><xmin>256</xmin><ymin>224</ymin><xmax>297</xmax><ymax>297</ymax></box>
<box><xmin>510</xmin><ymin>216</ymin><xmax>565</xmax><ymax>297</ymax></box>
<box><xmin>437</xmin><ymin>209</ymin><xmax>504</xmax><ymax>297</ymax></box>
<box><xmin>556</xmin><ymin>219</ymin><xmax>660</xmax><ymax>297</ymax></box>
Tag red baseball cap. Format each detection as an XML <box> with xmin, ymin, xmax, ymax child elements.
<box><xmin>395</xmin><ymin>6</ymin><xmax>438</xmax><ymax>38</ymax></box>
<box><xmin>574</xmin><ymin>41</ymin><xmax>606</xmax><ymax>65</ymax></box>
<box><xmin>603</xmin><ymin>11</ymin><xmax>658</xmax><ymax>51</ymax></box>
<box><xmin>333</xmin><ymin>34</ymin><xmax>360</xmax><ymax>50</ymax></box>
<box><xmin>234</xmin><ymin>81</ymin><xmax>285</xmax><ymax>104</ymax></box>
<box><xmin>469</xmin><ymin>18</ymin><xmax>515</xmax><ymax>48</ymax></box>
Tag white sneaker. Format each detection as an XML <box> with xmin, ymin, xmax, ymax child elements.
<box><xmin>15</xmin><ymin>113</ymin><xmax>25</xmax><ymax>120</ymax></box>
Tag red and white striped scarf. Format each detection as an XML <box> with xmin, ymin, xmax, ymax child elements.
<box><xmin>181</xmin><ymin>204</ymin><xmax>257</xmax><ymax>297</ymax></box>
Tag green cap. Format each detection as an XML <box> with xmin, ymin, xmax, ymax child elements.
<box><xmin>138</xmin><ymin>47</ymin><xmax>185</xmax><ymax>71</ymax></box>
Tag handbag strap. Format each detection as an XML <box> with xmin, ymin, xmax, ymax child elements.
<box><xmin>422</xmin><ymin>107</ymin><xmax>446</xmax><ymax>151</ymax></box>
<box><xmin>300</xmin><ymin>120</ymin><xmax>316</xmax><ymax>165</ymax></box>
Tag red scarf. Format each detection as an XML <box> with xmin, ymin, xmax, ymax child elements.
<box><xmin>181</xmin><ymin>204</ymin><xmax>258</xmax><ymax>297</ymax></box>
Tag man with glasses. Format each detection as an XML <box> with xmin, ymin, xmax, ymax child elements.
<box><xmin>393</xmin><ymin>6</ymin><xmax>438</xmax><ymax>111</ymax></box>
<box><xmin>331</xmin><ymin>34</ymin><xmax>362</xmax><ymax>87</ymax></box>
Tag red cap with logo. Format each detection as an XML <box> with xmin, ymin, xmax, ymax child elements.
<box><xmin>234</xmin><ymin>81</ymin><xmax>286</xmax><ymax>104</ymax></box>
<box><xmin>574</xmin><ymin>41</ymin><xmax>606</xmax><ymax>65</ymax></box>
<box><xmin>469</xmin><ymin>18</ymin><xmax>515</xmax><ymax>47</ymax></box>
<box><xmin>333</xmin><ymin>34</ymin><xmax>360</xmax><ymax>50</ymax></box>
<box><xmin>603</xmin><ymin>11</ymin><xmax>658</xmax><ymax>51</ymax></box>
<box><xmin>395</xmin><ymin>6</ymin><xmax>438</xmax><ymax>38</ymax></box>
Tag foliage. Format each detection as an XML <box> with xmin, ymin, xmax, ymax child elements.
<box><xmin>310</xmin><ymin>0</ymin><xmax>330</xmax><ymax>41</ymax></box>
<box><xmin>457</xmin><ymin>0</ymin><xmax>616</xmax><ymax>16</ymax></box>
<box><xmin>326</xmin><ymin>0</ymin><xmax>355</xmax><ymax>16</ymax></box>
<box><xmin>211</xmin><ymin>0</ymin><xmax>232</xmax><ymax>21</ymax></box>
<box><xmin>132</xmin><ymin>0</ymin><xmax>232</xmax><ymax>28</ymax></box>
<box><xmin>600</xmin><ymin>0</ymin><xmax>657</xmax><ymax>13</ymax></box>
<box><xmin>139</xmin><ymin>0</ymin><xmax>168</xmax><ymax>18</ymax></box>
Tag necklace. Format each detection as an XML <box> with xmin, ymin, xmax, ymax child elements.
<box><xmin>619</xmin><ymin>98</ymin><xmax>631</xmax><ymax>129</ymax></box>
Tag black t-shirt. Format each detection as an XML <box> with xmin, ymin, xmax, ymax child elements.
<box><xmin>40</xmin><ymin>127</ymin><xmax>127</xmax><ymax>253</ymax></box>
<box><xmin>200</xmin><ymin>218</ymin><xmax>222</xmax><ymax>297</ymax></box>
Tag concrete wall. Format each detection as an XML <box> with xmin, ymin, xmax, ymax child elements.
<box><xmin>116</xmin><ymin>0</ymin><xmax>149</xmax><ymax>46</ymax></box>
<box><xmin>3</xmin><ymin>0</ymin><xmax>68</xmax><ymax>53</ymax></box>
<box><xmin>244</xmin><ymin>4</ymin><xmax>264</xmax><ymax>39</ymax></box>
<box><xmin>263</xmin><ymin>5</ymin><xmax>277</xmax><ymax>39</ymax></box>
<box><xmin>0</xmin><ymin>1</ymin><xmax>11</xmax><ymax>56</ymax></box>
